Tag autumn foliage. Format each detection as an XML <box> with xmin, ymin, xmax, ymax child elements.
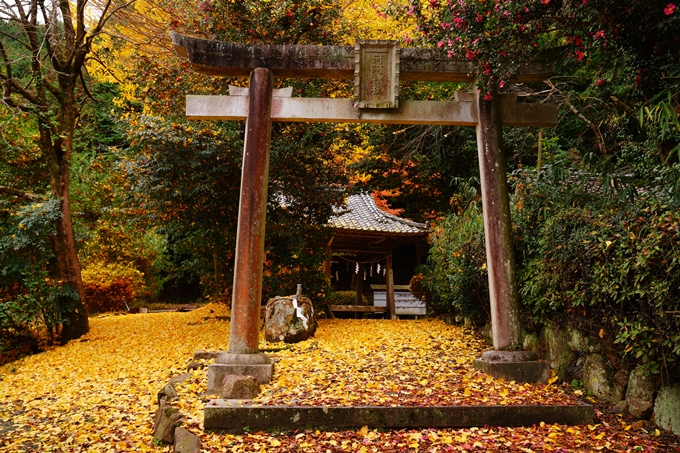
<box><xmin>83</xmin><ymin>280</ymin><xmax>135</xmax><ymax>313</ymax></box>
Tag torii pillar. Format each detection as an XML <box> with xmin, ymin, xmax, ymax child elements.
<box><xmin>475</xmin><ymin>85</ymin><xmax>522</xmax><ymax>351</ymax></box>
<box><xmin>206</xmin><ymin>68</ymin><xmax>276</xmax><ymax>393</ymax></box>
<box><xmin>173</xmin><ymin>34</ymin><xmax>555</xmax><ymax>384</ymax></box>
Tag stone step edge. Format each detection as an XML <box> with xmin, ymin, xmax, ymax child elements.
<box><xmin>204</xmin><ymin>401</ymin><xmax>594</xmax><ymax>432</ymax></box>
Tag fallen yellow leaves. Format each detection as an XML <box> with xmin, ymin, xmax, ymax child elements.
<box><xmin>0</xmin><ymin>303</ymin><xmax>229</xmax><ymax>452</ymax></box>
<box><xmin>244</xmin><ymin>319</ymin><xmax>577</xmax><ymax>407</ymax></box>
<box><xmin>1</xmin><ymin>307</ymin><xmax>678</xmax><ymax>452</ymax></box>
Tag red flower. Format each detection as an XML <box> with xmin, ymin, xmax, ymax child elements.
<box><xmin>466</xmin><ymin>50</ymin><xmax>476</xmax><ymax>60</ymax></box>
<box><xmin>664</xmin><ymin>3</ymin><xmax>676</xmax><ymax>15</ymax></box>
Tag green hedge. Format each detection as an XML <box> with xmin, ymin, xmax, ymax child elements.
<box><xmin>425</xmin><ymin>169</ymin><xmax>680</xmax><ymax>376</ymax></box>
<box><xmin>515</xmin><ymin>171</ymin><xmax>680</xmax><ymax>375</ymax></box>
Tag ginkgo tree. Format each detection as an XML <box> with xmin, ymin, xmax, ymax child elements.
<box><xmin>0</xmin><ymin>0</ymin><xmax>137</xmax><ymax>342</ymax></box>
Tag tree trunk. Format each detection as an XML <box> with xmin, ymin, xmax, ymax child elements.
<box><xmin>45</xmin><ymin>97</ymin><xmax>89</xmax><ymax>343</ymax></box>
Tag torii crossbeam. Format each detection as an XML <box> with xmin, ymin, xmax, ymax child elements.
<box><xmin>172</xmin><ymin>33</ymin><xmax>556</xmax><ymax>385</ymax></box>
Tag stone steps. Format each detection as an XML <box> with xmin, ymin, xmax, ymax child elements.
<box><xmin>203</xmin><ymin>401</ymin><xmax>594</xmax><ymax>433</ymax></box>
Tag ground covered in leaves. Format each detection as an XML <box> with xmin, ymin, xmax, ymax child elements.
<box><xmin>1</xmin><ymin>304</ymin><xmax>678</xmax><ymax>452</ymax></box>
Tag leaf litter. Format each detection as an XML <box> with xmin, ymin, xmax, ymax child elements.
<box><xmin>1</xmin><ymin>304</ymin><xmax>678</xmax><ymax>452</ymax></box>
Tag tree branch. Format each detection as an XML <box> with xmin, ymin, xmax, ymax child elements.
<box><xmin>546</xmin><ymin>79</ymin><xmax>607</xmax><ymax>155</ymax></box>
<box><xmin>0</xmin><ymin>185</ymin><xmax>46</xmax><ymax>201</ymax></box>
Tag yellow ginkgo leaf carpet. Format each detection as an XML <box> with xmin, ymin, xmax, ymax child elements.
<box><xmin>1</xmin><ymin>304</ymin><xmax>677</xmax><ymax>452</ymax></box>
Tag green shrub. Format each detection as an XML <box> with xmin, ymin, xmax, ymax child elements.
<box><xmin>327</xmin><ymin>290</ymin><xmax>368</xmax><ymax>306</ymax></box>
<box><xmin>426</xmin><ymin>205</ymin><xmax>489</xmax><ymax>319</ymax></box>
<box><xmin>515</xmin><ymin>168</ymin><xmax>680</xmax><ymax>377</ymax></box>
<box><xmin>0</xmin><ymin>199</ymin><xmax>69</xmax><ymax>351</ymax></box>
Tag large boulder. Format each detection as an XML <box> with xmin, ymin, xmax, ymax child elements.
<box><xmin>264</xmin><ymin>294</ymin><xmax>317</xmax><ymax>343</ymax></box>
<box><xmin>566</xmin><ymin>327</ymin><xmax>603</xmax><ymax>354</ymax></box>
<box><xmin>582</xmin><ymin>353</ymin><xmax>625</xmax><ymax>403</ymax></box>
<box><xmin>539</xmin><ymin>324</ymin><xmax>576</xmax><ymax>381</ymax></box>
<box><xmin>626</xmin><ymin>366</ymin><xmax>657</xmax><ymax>419</ymax></box>
<box><xmin>653</xmin><ymin>385</ymin><xmax>680</xmax><ymax>435</ymax></box>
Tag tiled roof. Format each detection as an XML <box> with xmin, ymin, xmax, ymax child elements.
<box><xmin>329</xmin><ymin>193</ymin><xmax>428</xmax><ymax>235</ymax></box>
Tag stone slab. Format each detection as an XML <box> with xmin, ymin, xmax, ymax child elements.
<box><xmin>153</xmin><ymin>401</ymin><xmax>182</xmax><ymax>444</ymax></box>
<box><xmin>215</xmin><ymin>352</ymin><xmax>271</xmax><ymax>365</ymax></box>
<box><xmin>186</xmin><ymin>96</ymin><xmax>558</xmax><ymax>127</ymax></box>
<box><xmin>172</xmin><ymin>32</ymin><xmax>560</xmax><ymax>83</ymax></box>
<box><xmin>193</xmin><ymin>350</ymin><xmax>221</xmax><ymax>361</ymax></box>
<box><xmin>203</xmin><ymin>401</ymin><xmax>593</xmax><ymax>432</ymax></box>
<box><xmin>174</xmin><ymin>427</ymin><xmax>202</xmax><ymax>453</ymax></box>
<box><xmin>480</xmin><ymin>350</ymin><xmax>539</xmax><ymax>362</ymax></box>
<box><xmin>653</xmin><ymin>384</ymin><xmax>680</xmax><ymax>435</ymax></box>
<box><xmin>207</xmin><ymin>363</ymin><xmax>274</xmax><ymax>393</ymax></box>
<box><xmin>473</xmin><ymin>358</ymin><xmax>551</xmax><ymax>384</ymax></box>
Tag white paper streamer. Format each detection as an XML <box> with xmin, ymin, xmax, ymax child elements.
<box><xmin>292</xmin><ymin>297</ymin><xmax>308</xmax><ymax>329</ymax></box>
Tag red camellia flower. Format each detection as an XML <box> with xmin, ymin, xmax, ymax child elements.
<box><xmin>664</xmin><ymin>3</ymin><xmax>676</xmax><ymax>15</ymax></box>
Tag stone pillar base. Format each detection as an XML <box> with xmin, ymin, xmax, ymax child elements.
<box><xmin>206</xmin><ymin>352</ymin><xmax>274</xmax><ymax>394</ymax></box>
<box><xmin>473</xmin><ymin>350</ymin><xmax>550</xmax><ymax>384</ymax></box>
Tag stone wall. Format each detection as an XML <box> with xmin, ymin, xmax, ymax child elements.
<box><xmin>519</xmin><ymin>324</ymin><xmax>679</xmax><ymax>436</ymax></box>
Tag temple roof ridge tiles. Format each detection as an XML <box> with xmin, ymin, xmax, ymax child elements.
<box><xmin>329</xmin><ymin>192</ymin><xmax>428</xmax><ymax>235</ymax></box>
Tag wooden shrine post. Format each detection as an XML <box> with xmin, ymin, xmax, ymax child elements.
<box><xmin>385</xmin><ymin>238</ymin><xmax>396</xmax><ymax>321</ymax></box>
<box><xmin>173</xmin><ymin>34</ymin><xmax>557</xmax><ymax>383</ymax></box>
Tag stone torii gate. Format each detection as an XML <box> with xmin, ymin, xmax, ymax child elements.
<box><xmin>172</xmin><ymin>33</ymin><xmax>556</xmax><ymax>385</ymax></box>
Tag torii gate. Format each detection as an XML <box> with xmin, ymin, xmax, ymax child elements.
<box><xmin>172</xmin><ymin>34</ymin><xmax>557</xmax><ymax>385</ymax></box>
